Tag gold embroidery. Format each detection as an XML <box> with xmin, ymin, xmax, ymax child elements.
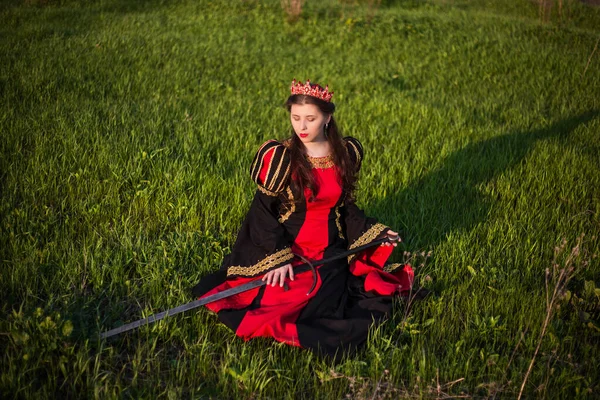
<box><xmin>307</xmin><ymin>154</ymin><xmax>334</xmax><ymax>169</ymax></box>
<box><xmin>346</xmin><ymin>140</ymin><xmax>362</xmax><ymax>167</ymax></box>
<box><xmin>274</xmin><ymin>163</ymin><xmax>290</xmax><ymax>193</ymax></box>
<box><xmin>264</xmin><ymin>150</ymin><xmax>275</xmax><ymax>188</ymax></box>
<box><xmin>257</xmin><ymin>185</ymin><xmax>278</xmax><ymax>197</ymax></box>
<box><xmin>384</xmin><ymin>263</ymin><xmax>403</xmax><ymax>273</ymax></box>
<box><xmin>268</xmin><ymin>147</ymin><xmax>287</xmax><ymax>191</ymax></box>
<box><xmin>335</xmin><ymin>204</ymin><xmax>345</xmax><ymax>240</ymax></box>
<box><xmin>278</xmin><ymin>187</ymin><xmax>295</xmax><ymax>224</ymax></box>
<box><xmin>227</xmin><ymin>248</ymin><xmax>294</xmax><ymax>277</ymax></box>
<box><xmin>251</xmin><ymin>140</ymin><xmax>273</xmax><ymax>181</ymax></box>
<box><xmin>252</xmin><ymin>155</ymin><xmax>264</xmax><ymax>184</ymax></box>
<box><xmin>347</xmin><ymin>222</ymin><xmax>387</xmax><ymax>263</ymax></box>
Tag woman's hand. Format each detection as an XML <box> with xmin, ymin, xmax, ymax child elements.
<box><xmin>382</xmin><ymin>229</ymin><xmax>402</xmax><ymax>247</ymax></box>
<box><xmin>262</xmin><ymin>263</ymin><xmax>294</xmax><ymax>287</ymax></box>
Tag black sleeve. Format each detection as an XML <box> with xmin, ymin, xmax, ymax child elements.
<box><xmin>222</xmin><ymin>140</ymin><xmax>294</xmax><ymax>278</ymax></box>
<box><xmin>343</xmin><ymin>202</ymin><xmax>388</xmax><ymax>257</ymax></box>
<box><xmin>222</xmin><ymin>191</ymin><xmax>294</xmax><ymax>278</ymax></box>
<box><xmin>343</xmin><ymin>136</ymin><xmax>364</xmax><ymax>174</ymax></box>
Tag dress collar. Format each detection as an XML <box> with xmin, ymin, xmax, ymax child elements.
<box><xmin>306</xmin><ymin>154</ymin><xmax>334</xmax><ymax>169</ymax></box>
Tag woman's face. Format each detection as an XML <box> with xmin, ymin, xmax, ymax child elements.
<box><xmin>290</xmin><ymin>103</ymin><xmax>331</xmax><ymax>144</ymax></box>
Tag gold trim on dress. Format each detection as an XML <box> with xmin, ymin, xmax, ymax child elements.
<box><xmin>347</xmin><ymin>222</ymin><xmax>387</xmax><ymax>263</ymax></box>
<box><xmin>266</xmin><ymin>146</ymin><xmax>288</xmax><ymax>192</ymax></box>
<box><xmin>263</xmin><ymin>150</ymin><xmax>276</xmax><ymax>188</ymax></box>
<box><xmin>307</xmin><ymin>154</ymin><xmax>334</xmax><ymax>169</ymax></box>
<box><xmin>251</xmin><ymin>143</ymin><xmax>290</xmax><ymax>195</ymax></box>
<box><xmin>278</xmin><ymin>187</ymin><xmax>295</xmax><ymax>224</ymax></box>
<box><xmin>346</xmin><ymin>140</ymin><xmax>362</xmax><ymax>167</ymax></box>
<box><xmin>335</xmin><ymin>204</ymin><xmax>345</xmax><ymax>240</ymax></box>
<box><xmin>257</xmin><ymin>185</ymin><xmax>278</xmax><ymax>197</ymax></box>
<box><xmin>274</xmin><ymin>163</ymin><xmax>290</xmax><ymax>193</ymax></box>
<box><xmin>384</xmin><ymin>263</ymin><xmax>404</xmax><ymax>273</ymax></box>
<box><xmin>251</xmin><ymin>140</ymin><xmax>276</xmax><ymax>182</ymax></box>
<box><xmin>227</xmin><ymin>248</ymin><xmax>294</xmax><ymax>277</ymax></box>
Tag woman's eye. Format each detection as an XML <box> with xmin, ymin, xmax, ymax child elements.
<box><xmin>307</xmin><ymin>118</ymin><xmax>315</xmax><ymax>122</ymax></box>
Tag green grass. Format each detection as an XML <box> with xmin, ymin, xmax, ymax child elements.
<box><xmin>1</xmin><ymin>0</ymin><xmax>599</xmax><ymax>397</ymax></box>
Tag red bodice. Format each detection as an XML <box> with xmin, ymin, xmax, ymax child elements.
<box><xmin>292</xmin><ymin>160</ymin><xmax>343</xmax><ymax>261</ymax></box>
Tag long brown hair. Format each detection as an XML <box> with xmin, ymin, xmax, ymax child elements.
<box><xmin>284</xmin><ymin>94</ymin><xmax>358</xmax><ymax>202</ymax></box>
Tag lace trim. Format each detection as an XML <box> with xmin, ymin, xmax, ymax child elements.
<box><xmin>227</xmin><ymin>248</ymin><xmax>294</xmax><ymax>277</ymax></box>
<box><xmin>384</xmin><ymin>263</ymin><xmax>404</xmax><ymax>273</ymax></box>
<box><xmin>306</xmin><ymin>154</ymin><xmax>334</xmax><ymax>169</ymax></box>
<box><xmin>257</xmin><ymin>185</ymin><xmax>278</xmax><ymax>197</ymax></box>
<box><xmin>347</xmin><ymin>222</ymin><xmax>387</xmax><ymax>263</ymax></box>
<box><xmin>278</xmin><ymin>187</ymin><xmax>295</xmax><ymax>224</ymax></box>
<box><xmin>335</xmin><ymin>204</ymin><xmax>345</xmax><ymax>240</ymax></box>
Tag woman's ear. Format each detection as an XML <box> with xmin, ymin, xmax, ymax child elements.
<box><xmin>326</xmin><ymin>115</ymin><xmax>332</xmax><ymax>125</ymax></box>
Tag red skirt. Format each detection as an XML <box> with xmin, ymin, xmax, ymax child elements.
<box><xmin>197</xmin><ymin>244</ymin><xmax>414</xmax><ymax>357</ymax></box>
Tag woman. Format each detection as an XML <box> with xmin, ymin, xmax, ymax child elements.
<box><xmin>192</xmin><ymin>79</ymin><xmax>414</xmax><ymax>358</ymax></box>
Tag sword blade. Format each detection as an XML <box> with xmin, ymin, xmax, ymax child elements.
<box><xmin>100</xmin><ymin>279</ymin><xmax>266</xmax><ymax>339</ymax></box>
<box><xmin>100</xmin><ymin>235</ymin><xmax>394</xmax><ymax>339</ymax></box>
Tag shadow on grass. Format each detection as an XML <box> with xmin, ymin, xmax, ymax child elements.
<box><xmin>0</xmin><ymin>0</ymin><xmax>175</xmax><ymax>39</ymax></box>
<box><xmin>370</xmin><ymin>110</ymin><xmax>599</xmax><ymax>251</ymax></box>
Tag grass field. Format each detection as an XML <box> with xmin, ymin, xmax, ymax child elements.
<box><xmin>1</xmin><ymin>0</ymin><xmax>600</xmax><ymax>398</ymax></box>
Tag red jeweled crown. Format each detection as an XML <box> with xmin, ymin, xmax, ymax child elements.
<box><xmin>290</xmin><ymin>79</ymin><xmax>333</xmax><ymax>102</ymax></box>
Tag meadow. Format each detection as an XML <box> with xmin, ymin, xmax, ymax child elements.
<box><xmin>1</xmin><ymin>0</ymin><xmax>599</xmax><ymax>397</ymax></box>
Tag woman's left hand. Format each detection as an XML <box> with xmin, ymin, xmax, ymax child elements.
<box><xmin>382</xmin><ymin>229</ymin><xmax>401</xmax><ymax>247</ymax></box>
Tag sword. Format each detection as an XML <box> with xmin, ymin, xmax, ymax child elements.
<box><xmin>100</xmin><ymin>235</ymin><xmax>398</xmax><ymax>339</ymax></box>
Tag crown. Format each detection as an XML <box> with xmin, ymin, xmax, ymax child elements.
<box><xmin>290</xmin><ymin>79</ymin><xmax>333</xmax><ymax>102</ymax></box>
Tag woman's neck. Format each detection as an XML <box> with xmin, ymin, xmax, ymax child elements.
<box><xmin>304</xmin><ymin>140</ymin><xmax>330</xmax><ymax>157</ymax></box>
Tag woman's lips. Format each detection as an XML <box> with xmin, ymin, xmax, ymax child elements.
<box><xmin>299</xmin><ymin>133</ymin><xmax>308</xmax><ymax>138</ymax></box>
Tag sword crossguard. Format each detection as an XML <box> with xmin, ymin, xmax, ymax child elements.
<box><xmin>387</xmin><ymin>233</ymin><xmax>400</xmax><ymax>242</ymax></box>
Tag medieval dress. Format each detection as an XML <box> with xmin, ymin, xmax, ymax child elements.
<box><xmin>191</xmin><ymin>137</ymin><xmax>414</xmax><ymax>358</ymax></box>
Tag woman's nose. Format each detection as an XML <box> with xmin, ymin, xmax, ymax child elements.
<box><xmin>301</xmin><ymin>120</ymin><xmax>307</xmax><ymax>130</ymax></box>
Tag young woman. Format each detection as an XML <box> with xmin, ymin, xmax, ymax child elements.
<box><xmin>192</xmin><ymin>79</ymin><xmax>414</xmax><ymax>358</ymax></box>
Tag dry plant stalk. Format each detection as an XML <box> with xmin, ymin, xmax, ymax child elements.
<box><xmin>517</xmin><ymin>234</ymin><xmax>590</xmax><ymax>400</ymax></box>
<box><xmin>535</xmin><ymin>0</ymin><xmax>579</xmax><ymax>24</ymax></box>
<box><xmin>583</xmin><ymin>37</ymin><xmax>600</xmax><ymax>76</ymax></box>
<box><xmin>325</xmin><ymin>368</ymin><xmax>467</xmax><ymax>399</ymax></box>
<box><xmin>558</xmin><ymin>0</ymin><xmax>563</xmax><ymax>19</ymax></box>
<box><xmin>281</xmin><ymin>0</ymin><xmax>304</xmax><ymax>23</ymax></box>
<box><xmin>538</xmin><ymin>0</ymin><xmax>552</xmax><ymax>23</ymax></box>
<box><xmin>366</xmin><ymin>0</ymin><xmax>381</xmax><ymax>22</ymax></box>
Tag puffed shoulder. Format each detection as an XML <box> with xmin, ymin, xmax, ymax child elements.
<box><xmin>343</xmin><ymin>136</ymin><xmax>364</xmax><ymax>172</ymax></box>
<box><xmin>250</xmin><ymin>140</ymin><xmax>291</xmax><ymax>195</ymax></box>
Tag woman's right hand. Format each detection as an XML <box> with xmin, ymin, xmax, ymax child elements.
<box><xmin>262</xmin><ymin>263</ymin><xmax>294</xmax><ymax>287</ymax></box>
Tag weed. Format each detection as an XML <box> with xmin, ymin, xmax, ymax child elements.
<box><xmin>518</xmin><ymin>234</ymin><xmax>594</xmax><ymax>399</ymax></box>
<box><xmin>281</xmin><ymin>0</ymin><xmax>305</xmax><ymax>23</ymax></box>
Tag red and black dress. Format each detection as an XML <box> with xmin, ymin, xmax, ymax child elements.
<box><xmin>192</xmin><ymin>137</ymin><xmax>414</xmax><ymax>358</ymax></box>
